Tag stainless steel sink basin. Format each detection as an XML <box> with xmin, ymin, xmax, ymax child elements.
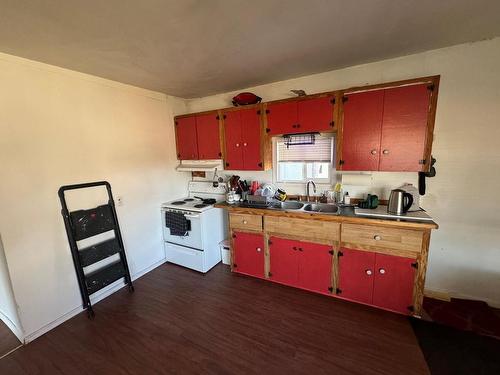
<box><xmin>270</xmin><ymin>201</ymin><xmax>304</xmax><ymax>210</ymax></box>
<box><xmin>303</xmin><ymin>203</ymin><xmax>339</xmax><ymax>214</ymax></box>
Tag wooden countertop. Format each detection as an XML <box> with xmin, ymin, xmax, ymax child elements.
<box><xmin>215</xmin><ymin>202</ymin><xmax>438</xmax><ymax>230</ymax></box>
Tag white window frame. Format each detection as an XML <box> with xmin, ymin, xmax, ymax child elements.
<box><xmin>272</xmin><ymin>134</ymin><xmax>335</xmax><ymax>185</ymax></box>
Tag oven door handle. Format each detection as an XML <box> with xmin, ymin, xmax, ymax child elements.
<box><xmin>184</xmin><ymin>214</ymin><xmax>200</xmax><ymax>219</ymax></box>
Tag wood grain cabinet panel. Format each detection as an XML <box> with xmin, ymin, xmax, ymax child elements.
<box><xmin>341</xmin><ymin>223</ymin><xmax>423</xmax><ymax>256</ymax></box>
<box><xmin>233</xmin><ymin>231</ymin><xmax>265</xmax><ymax>278</ymax></box>
<box><xmin>229</xmin><ymin>213</ymin><xmax>263</xmax><ymax>232</ymax></box>
<box><xmin>379</xmin><ymin>84</ymin><xmax>431</xmax><ymax>172</ymax></box>
<box><xmin>264</xmin><ymin>216</ymin><xmax>340</xmax><ymax>242</ymax></box>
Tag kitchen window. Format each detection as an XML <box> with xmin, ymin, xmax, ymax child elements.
<box><xmin>274</xmin><ymin>134</ymin><xmax>334</xmax><ymax>184</ymax></box>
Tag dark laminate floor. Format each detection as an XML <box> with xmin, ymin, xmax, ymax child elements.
<box><xmin>0</xmin><ymin>320</ymin><xmax>21</xmax><ymax>358</ymax></box>
<box><xmin>0</xmin><ymin>263</ymin><xmax>429</xmax><ymax>374</ymax></box>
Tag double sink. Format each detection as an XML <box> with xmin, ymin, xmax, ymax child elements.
<box><xmin>268</xmin><ymin>201</ymin><xmax>354</xmax><ymax>215</ymax></box>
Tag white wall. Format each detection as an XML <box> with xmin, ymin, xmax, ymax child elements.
<box><xmin>182</xmin><ymin>38</ymin><xmax>500</xmax><ymax>306</ymax></box>
<box><xmin>0</xmin><ymin>52</ymin><xmax>190</xmax><ymax>340</ymax></box>
<box><xmin>0</xmin><ymin>234</ymin><xmax>23</xmax><ymax>341</ymax></box>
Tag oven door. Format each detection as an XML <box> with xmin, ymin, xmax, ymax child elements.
<box><xmin>162</xmin><ymin>210</ymin><xmax>203</xmax><ymax>250</ymax></box>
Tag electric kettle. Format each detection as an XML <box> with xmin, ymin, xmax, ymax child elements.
<box><xmin>387</xmin><ymin>189</ymin><xmax>414</xmax><ymax>215</ymax></box>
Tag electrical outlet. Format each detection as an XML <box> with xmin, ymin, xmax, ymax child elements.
<box><xmin>116</xmin><ymin>196</ymin><xmax>123</xmax><ymax>206</ymax></box>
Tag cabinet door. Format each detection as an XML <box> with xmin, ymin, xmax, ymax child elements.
<box><xmin>269</xmin><ymin>237</ymin><xmax>300</xmax><ymax>287</ymax></box>
<box><xmin>338</xmin><ymin>248</ymin><xmax>375</xmax><ymax>305</ymax></box>
<box><xmin>341</xmin><ymin>91</ymin><xmax>384</xmax><ymax>171</ymax></box>
<box><xmin>223</xmin><ymin>111</ymin><xmax>244</xmax><ymax>170</ymax></box>
<box><xmin>175</xmin><ymin>116</ymin><xmax>198</xmax><ymax>160</ymax></box>
<box><xmin>196</xmin><ymin>113</ymin><xmax>221</xmax><ymax>159</ymax></box>
<box><xmin>297</xmin><ymin>96</ymin><xmax>335</xmax><ymax>132</ymax></box>
<box><xmin>372</xmin><ymin>254</ymin><xmax>416</xmax><ymax>314</ymax></box>
<box><xmin>233</xmin><ymin>231</ymin><xmax>265</xmax><ymax>278</ymax></box>
<box><xmin>379</xmin><ymin>84</ymin><xmax>431</xmax><ymax>172</ymax></box>
<box><xmin>266</xmin><ymin>101</ymin><xmax>297</xmax><ymax>135</ymax></box>
<box><xmin>297</xmin><ymin>242</ymin><xmax>333</xmax><ymax>295</ymax></box>
<box><xmin>241</xmin><ymin>108</ymin><xmax>263</xmax><ymax>170</ymax></box>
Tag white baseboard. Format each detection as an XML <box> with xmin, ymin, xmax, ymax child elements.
<box><xmin>23</xmin><ymin>257</ymin><xmax>167</xmax><ymax>344</ymax></box>
<box><xmin>0</xmin><ymin>310</ymin><xmax>23</xmax><ymax>342</ymax></box>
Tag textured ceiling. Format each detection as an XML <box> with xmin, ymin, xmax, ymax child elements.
<box><xmin>1</xmin><ymin>0</ymin><xmax>500</xmax><ymax>98</ymax></box>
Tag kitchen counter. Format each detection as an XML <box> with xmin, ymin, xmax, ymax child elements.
<box><xmin>215</xmin><ymin>202</ymin><xmax>438</xmax><ymax>230</ymax></box>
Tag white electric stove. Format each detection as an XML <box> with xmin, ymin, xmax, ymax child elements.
<box><xmin>161</xmin><ymin>181</ymin><xmax>228</xmax><ymax>273</ymax></box>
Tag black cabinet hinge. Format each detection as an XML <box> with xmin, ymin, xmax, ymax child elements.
<box><xmin>265</xmin><ymin>109</ymin><xmax>270</xmax><ymax>114</ymax></box>
<box><xmin>337</xmin><ymin>251</ymin><xmax>344</xmax><ymax>257</ymax></box>
<box><xmin>427</xmin><ymin>84</ymin><xmax>435</xmax><ymax>92</ymax></box>
<box><xmin>177</xmin><ymin>153</ymin><xmax>181</xmax><ymax>158</ymax></box>
<box><xmin>329</xmin><ymin>121</ymin><xmax>335</xmax><ymax>127</ymax></box>
<box><xmin>175</xmin><ymin>121</ymin><xmax>178</xmax><ymax>125</ymax></box>
<box><xmin>411</xmin><ymin>262</ymin><xmax>418</xmax><ymax>269</ymax></box>
<box><xmin>330</xmin><ymin>98</ymin><xmax>336</xmax><ymax>105</ymax></box>
<box><xmin>257</xmin><ymin>110</ymin><xmax>261</xmax><ymax>115</ymax></box>
<box><xmin>268</xmin><ymin>239</ymin><xmax>272</xmax><ymax>245</ymax></box>
<box><xmin>419</xmin><ymin>159</ymin><xmax>426</xmax><ymax>165</ymax></box>
<box><xmin>339</xmin><ymin>160</ymin><xmax>345</xmax><ymax>166</ymax></box>
<box><xmin>268</xmin><ymin>272</ymin><xmax>273</xmax><ymax>277</ymax></box>
<box><xmin>233</xmin><ymin>263</ymin><xmax>237</xmax><ymax>268</ymax></box>
<box><xmin>342</xmin><ymin>96</ymin><xmax>348</xmax><ymax>103</ymax></box>
<box><xmin>266</xmin><ymin>128</ymin><xmax>271</xmax><ymax>133</ymax></box>
<box><xmin>218</xmin><ymin>152</ymin><xmax>222</xmax><ymax>157</ymax></box>
<box><xmin>232</xmin><ymin>234</ymin><xmax>236</xmax><ymax>238</ymax></box>
<box><xmin>328</xmin><ymin>250</ymin><xmax>334</xmax><ymax>255</ymax></box>
<box><xmin>216</xmin><ymin>115</ymin><xmax>220</xmax><ymax>120</ymax></box>
<box><xmin>258</xmin><ymin>162</ymin><xmax>263</xmax><ymax>167</ymax></box>
<box><xmin>407</xmin><ymin>305</ymin><xmax>415</xmax><ymax>312</ymax></box>
<box><xmin>328</xmin><ymin>287</ymin><xmax>333</xmax><ymax>292</ymax></box>
<box><xmin>223</xmin><ymin>114</ymin><xmax>226</xmax><ymax>119</ymax></box>
<box><xmin>336</xmin><ymin>288</ymin><xmax>342</xmax><ymax>295</ymax></box>
<box><xmin>225</xmin><ymin>162</ymin><xmax>230</xmax><ymax>167</ymax></box>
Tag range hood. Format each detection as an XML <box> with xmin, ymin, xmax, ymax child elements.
<box><xmin>176</xmin><ymin>159</ymin><xmax>224</xmax><ymax>172</ymax></box>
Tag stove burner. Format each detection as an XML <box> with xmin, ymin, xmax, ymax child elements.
<box><xmin>171</xmin><ymin>201</ymin><xmax>186</xmax><ymax>205</ymax></box>
<box><xmin>184</xmin><ymin>198</ymin><xmax>195</xmax><ymax>202</ymax></box>
<box><xmin>194</xmin><ymin>204</ymin><xmax>208</xmax><ymax>208</ymax></box>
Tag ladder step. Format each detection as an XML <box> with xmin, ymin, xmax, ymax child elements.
<box><xmin>70</xmin><ymin>204</ymin><xmax>115</xmax><ymax>241</ymax></box>
<box><xmin>79</xmin><ymin>238</ymin><xmax>122</xmax><ymax>267</ymax></box>
<box><xmin>85</xmin><ymin>261</ymin><xmax>126</xmax><ymax>295</ymax></box>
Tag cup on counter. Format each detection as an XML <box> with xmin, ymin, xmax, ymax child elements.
<box><xmin>233</xmin><ymin>193</ymin><xmax>241</xmax><ymax>202</ymax></box>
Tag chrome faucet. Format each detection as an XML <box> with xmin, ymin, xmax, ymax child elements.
<box><xmin>306</xmin><ymin>180</ymin><xmax>316</xmax><ymax>202</ymax></box>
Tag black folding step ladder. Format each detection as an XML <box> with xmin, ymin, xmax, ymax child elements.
<box><xmin>58</xmin><ymin>181</ymin><xmax>134</xmax><ymax>319</ymax></box>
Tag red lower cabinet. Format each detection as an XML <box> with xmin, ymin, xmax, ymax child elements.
<box><xmin>297</xmin><ymin>242</ymin><xmax>332</xmax><ymax>295</ymax></box>
<box><xmin>338</xmin><ymin>247</ymin><xmax>416</xmax><ymax>315</ymax></box>
<box><xmin>372</xmin><ymin>253</ymin><xmax>416</xmax><ymax>314</ymax></box>
<box><xmin>269</xmin><ymin>237</ymin><xmax>300</xmax><ymax>287</ymax></box>
<box><xmin>269</xmin><ymin>237</ymin><xmax>333</xmax><ymax>294</ymax></box>
<box><xmin>338</xmin><ymin>248</ymin><xmax>375</xmax><ymax>305</ymax></box>
<box><xmin>233</xmin><ymin>232</ymin><xmax>265</xmax><ymax>278</ymax></box>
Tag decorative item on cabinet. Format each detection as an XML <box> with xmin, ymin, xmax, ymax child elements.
<box><xmin>232</xmin><ymin>92</ymin><xmax>262</xmax><ymax>106</ymax></box>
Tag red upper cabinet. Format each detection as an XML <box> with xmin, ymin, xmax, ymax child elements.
<box><xmin>266</xmin><ymin>96</ymin><xmax>335</xmax><ymax>135</ymax></box>
<box><xmin>223</xmin><ymin>108</ymin><xmax>263</xmax><ymax>171</ymax></box>
<box><xmin>196</xmin><ymin>113</ymin><xmax>221</xmax><ymax>160</ymax></box>
<box><xmin>269</xmin><ymin>237</ymin><xmax>300</xmax><ymax>287</ymax></box>
<box><xmin>341</xmin><ymin>83</ymin><xmax>432</xmax><ymax>172</ymax></box>
<box><xmin>297</xmin><ymin>242</ymin><xmax>333</xmax><ymax>295</ymax></box>
<box><xmin>175</xmin><ymin>116</ymin><xmax>198</xmax><ymax>160</ymax></box>
<box><xmin>372</xmin><ymin>254</ymin><xmax>416</xmax><ymax>314</ymax></box>
<box><xmin>297</xmin><ymin>96</ymin><xmax>335</xmax><ymax>133</ymax></box>
<box><xmin>223</xmin><ymin>111</ymin><xmax>245</xmax><ymax>170</ymax></box>
<box><xmin>379</xmin><ymin>84</ymin><xmax>431</xmax><ymax>172</ymax></box>
<box><xmin>338</xmin><ymin>248</ymin><xmax>376</xmax><ymax>305</ymax></box>
<box><xmin>266</xmin><ymin>101</ymin><xmax>297</xmax><ymax>135</ymax></box>
<box><xmin>233</xmin><ymin>231</ymin><xmax>265</xmax><ymax>278</ymax></box>
<box><xmin>341</xmin><ymin>90</ymin><xmax>384</xmax><ymax>171</ymax></box>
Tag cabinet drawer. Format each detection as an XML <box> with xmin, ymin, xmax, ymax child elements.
<box><xmin>229</xmin><ymin>213</ymin><xmax>262</xmax><ymax>232</ymax></box>
<box><xmin>341</xmin><ymin>223</ymin><xmax>423</xmax><ymax>254</ymax></box>
<box><xmin>265</xmin><ymin>216</ymin><xmax>340</xmax><ymax>242</ymax></box>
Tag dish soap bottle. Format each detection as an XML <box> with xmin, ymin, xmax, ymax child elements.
<box><xmin>344</xmin><ymin>192</ymin><xmax>350</xmax><ymax>205</ymax></box>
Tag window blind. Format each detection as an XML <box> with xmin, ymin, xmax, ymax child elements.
<box><xmin>277</xmin><ymin>137</ymin><xmax>333</xmax><ymax>162</ymax></box>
